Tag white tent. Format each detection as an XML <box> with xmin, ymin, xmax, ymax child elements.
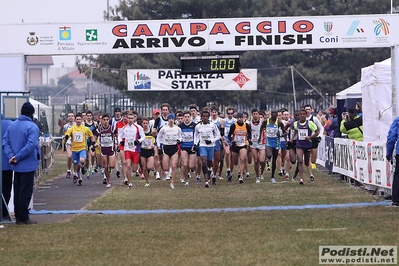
<box><xmin>361</xmin><ymin>58</ymin><xmax>392</xmax><ymax>142</ymax></box>
<box><xmin>336</xmin><ymin>82</ymin><xmax>362</xmax><ymax>100</ymax></box>
<box><xmin>29</xmin><ymin>98</ymin><xmax>53</xmax><ymax>135</ymax></box>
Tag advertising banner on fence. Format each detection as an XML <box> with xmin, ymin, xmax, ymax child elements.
<box><xmin>333</xmin><ymin>138</ymin><xmax>354</xmax><ymax>177</ymax></box>
<box><xmin>354</xmin><ymin>141</ymin><xmax>368</xmax><ymax>183</ymax></box>
<box><xmin>1</xmin><ymin>14</ymin><xmax>399</xmax><ymax>55</ymax></box>
<box><xmin>127</xmin><ymin>69</ymin><xmax>257</xmax><ymax>90</ymax></box>
<box><xmin>324</xmin><ymin>136</ymin><xmax>334</xmax><ymax>174</ymax></box>
<box><xmin>371</xmin><ymin>141</ymin><xmax>391</xmax><ymax>187</ymax></box>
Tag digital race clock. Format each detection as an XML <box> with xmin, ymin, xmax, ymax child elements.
<box><xmin>180</xmin><ymin>55</ymin><xmax>240</xmax><ymax>74</ymax></box>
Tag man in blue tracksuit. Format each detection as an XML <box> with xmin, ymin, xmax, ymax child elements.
<box><xmin>3</xmin><ymin>102</ymin><xmax>40</xmax><ymax>224</ymax></box>
<box><xmin>386</xmin><ymin>116</ymin><xmax>399</xmax><ymax>207</ymax></box>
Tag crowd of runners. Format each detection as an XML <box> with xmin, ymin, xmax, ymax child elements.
<box><xmin>62</xmin><ymin>103</ymin><xmax>324</xmax><ymax>189</ymax></box>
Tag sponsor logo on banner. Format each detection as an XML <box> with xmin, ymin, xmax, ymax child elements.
<box><xmin>342</xmin><ymin>20</ymin><xmax>367</xmax><ymax>43</ymax></box>
<box><xmin>59</xmin><ymin>26</ymin><xmax>72</xmax><ymax>40</ymax></box>
<box><xmin>27</xmin><ymin>32</ymin><xmax>39</xmax><ymax>46</ymax></box>
<box><xmin>373</xmin><ymin>18</ymin><xmax>390</xmax><ymax>44</ymax></box>
<box><xmin>58</xmin><ymin>26</ymin><xmax>75</xmax><ymax>51</ymax></box>
<box><xmin>127</xmin><ymin>69</ymin><xmax>257</xmax><ymax>91</ymax></box>
<box><xmin>232</xmin><ymin>71</ymin><xmax>250</xmax><ymax>89</ymax></box>
<box><xmin>367</xmin><ymin>143</ymin><xmax>372</xmax><ymax>183</ymax></box>
<box><xmin>319</xmin><ymin>22</ymin><xmax>338</xmax><ymax>44</ymax></box>
<box><xmin>133</xmin><ymin>71</ymin><xmax>151</xmax><ymax>89</ymax></box>
<box><xmin>86</xmin><ymin>29</ymin><xmax>98</xmax><ymax>41</ymax></box>
<box><xmin>26</xmin><ymin>32</ymin><xmax>55</xmax><ymax>47</ymax></box>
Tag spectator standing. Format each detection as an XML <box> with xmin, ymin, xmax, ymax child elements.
<box><xmin>340</xmin><ymin>108</ymin><xmax>363</xmax><ymax>141</ymax></box>
<box><xmin>3</xmin><ymin>102</ymin><xmax>40</xmax><ymax>224</ymax></box>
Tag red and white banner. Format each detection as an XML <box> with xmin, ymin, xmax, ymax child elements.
<box><xmin>1</xmin><ymin>14</ymin><xmax>398</xmax><ymax>55</ymax></box>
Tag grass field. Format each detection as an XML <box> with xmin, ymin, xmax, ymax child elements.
<box><xmin>1</xmin><ymin>150</ymin><xmax>398</xmax><ymax>266</ymax></box>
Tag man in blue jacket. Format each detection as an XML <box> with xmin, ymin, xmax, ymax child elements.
<box><xmin>3</xmin><ymin>102</ymin><xmax>40</xmax><ymax>224</ymax></box>
<box><xmin>1</xmin><ymin>114</ymin><xmax>13</xmax><ymax>220</ymax></box>
<box><xmin>386</xmin><ymin>116</ymin><xmax>399</xmax><ymax>207</ymax></box>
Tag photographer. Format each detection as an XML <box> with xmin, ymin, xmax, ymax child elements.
<box><xmin>340</xmin><ymin>108</ymin><xmax>363</xmax><ymax>141</ymax></box>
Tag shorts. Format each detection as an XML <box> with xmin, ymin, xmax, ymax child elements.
<box><xmin>72</xmin><ymin>150</ymin><xmax>86</xmax><ymax>164</ymax></box>
<box><xmin>124</xmin><ymin>151</ymin><xmax>140</xmax><ymax>164</ymax></box>
<box><xmin>296</xmin><ymin>147</ymin><xmax>312</xmax><ymax>153</ymax></box>
<box><xmin>214</xmin><ymin>140</ymin><xmax>222</xmax><ymax>152</ymax></box>
<box><xmin>232</xmin><ymin>145</ymin><xmax>248</xmax><ymax>153</ymax></box>
<box><xmin>162</xmin><ymin>145</ymin><xmax>178</xmax><ymax>157</ymax></box>
<box><xmin>287</xmin><ymin>141</ymin><xmax>296</xmax><ymax>150</ymax></box>
<box><xmin>101</xmin><ymin>147</ymin><xmax>115</xmax><ymax>157</ymax></box>
<box><xmin>250</xmin><ymin>141</ymin><xmax>265</xmax><ymax>150</ymax></box>
<box><xmin>311</xmin><ymin>137</ymin><xmax>321</xmax><ymax>149</ymax></box>
<box><xmin>199</xmin><ymin>146</ymin><xmax>215</xmax><ymax>161</ymax></box>
<box><xmin>280</xmin><ymin>141</ymin><xmax>287</xmax><ymax>151</ymax></box>
<box><xmin>140</xmin><ymin>149</ymin><xmax>155</xmax><ymax>159</ymax></box>
<box><xmin>181</xmin><ymin>147</ymin><xmax>196</xmax><ymax>155</ymax></box>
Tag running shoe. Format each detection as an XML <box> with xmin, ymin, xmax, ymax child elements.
<box><xmin>165</xmin><ymin>173</ymin><xmax>171</xmax><ymax>180</ymax></box>
<box><xmin>155</xmin><ymin>172</ymin><xmax>161</xmax><ymax>180</ymax></box>
<box><xmin>299</xmin><ymin>178</ymin><xmax>304</xmax><ymax>185</ymax></box>
<box><xmin>170</xmin><ymin>184</ymin><xmax>175</xmax><ymax>189</ymax></box>
<box><xmin>185</xmin><ymin>181</ymin><xmax>189</xmax><ymax>186</ymax></box>
<box><xmin>246</xmin><ymin>172</ymin><xmax>250</xmax><ymax>179</ymax></box>
<box><xmin>116</xmin><ymin>171</ymin><xmax>121</xmax><ymax>178</ymax></box>
<box><xmin>285</xmin><ymin>173</ymin><xmax>290</xmax><ymax>180</ymax></box>
<box><xmin>278</xmin><ymin>170</ymin><xmax>283</xmax><ymax>176</ymax></box>
<box><xmin>180</xmin><ymin>178</ymin><xmax>185</xmax><ymax>183</ymax></box>
<box><xmin>292</xmin><ymin>176</ymin><xmax>297</xmax><ymax>182</ymax></box>
<box><xmin>226</xmin><ymin>170</ymin><xmax>231</xmax><ymax>179</ymax></box>
<box><xmin>128</xmin><ymin>183</ymin><xmax>133</xmax><ymax>189</ymax></box>
<box><xmin>260</xmin><ymin>175</ymin><xmax>264</xmax><ymax>180</ymax></box>
<box><xmin>144</xmin><ymin>182</ymin><xmax>150</xmax><ymax>187</ymax></box>
<box><xmin>81</xmin><ymin>165</ymin><xmax>87</xmax><ymax>175</ymax></box>
<box><xmin>239</xmin><ymin>177</ymin><xmax>244</xmax><ymax>184</ymax></box>
<box><xmin>227</xmin><ymin>175</ymin><xmax>232</xmax><ymax>182</ymax></box>
<box><xmin>86</xmin><ymin>169</ymin><xmax>91</xmax><ymax>179</ymax></box>
<box><xmin>106</xmin><ymin>183</ymin><xmax>111</xmax><ymax>188</ymax></box>
<box><xmin>78</xmin><ymin>178</ymin><xmax>83</xmax><ymax>186</ymax></box>
<box><xmin>103</xmin><ymin>177</ymin><xmax>107</xmax><ymax>184</ymax></box>
<box><xmin>270</xmin><ymin>178</ymin><xmax>277</xmax><ymax>184</ymax></box>
<box><xmin>124</xmin><ymin>178</ymin><xmax>128</xmax><ymax>185</ymax></box>
<box><xmin>135</xmin><ymin>171</ymin><xmax>139</xmax><ymax>177</ymax></box>
<box><xmin>256</xmin><ymin>178</ymin><xmax>261</xmax><ymax>183</ymax></box>
<box><xmin>91</xmin><ymin>167</ymin><xmax>95</xmax><ymax>175</ymax></box>
<box><xmin>66</xmin><ymin>171</ymin><xmax>71</xmax><ymax>179</ymax></box>
<box><xmin>94</xmin><ymin>167</ymin><xmax>98</xmax><ymax>173</ymax></box>
<box><xmin>205</xmin><ymin>181</ymin><xmax>210</xmax><ymax>188</ymax></box>
<box><xmin>73</xmin><ymin>174</ymin><xmax>78</xmax><ymax>183</ymax></box>
<box><xmin>101</xmin><ymin>168</ymin><xmax>105</xmax><ymax>175</ymax></box>
<box><xmin>211</xmin><ymin>177</ymin><xmax>217</xmax><ymax>185</ymax></box>
<box><xmin>196</xmin><ymin>176</ymin><xmax>201</xmax><ymax>184</ymax></box>
<box><xmin>310</xmin><ymin>175</ymin><xmax>315</xmax><ymax>181</ymax></box>
<box><xmin>141</xmin><ymin>174</ymin><xmax>145</xmax><ymax>179</ymax></box>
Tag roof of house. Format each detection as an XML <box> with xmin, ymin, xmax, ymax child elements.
<box><xmin>67</xmin><ymin>69</ymin><xmax>89</xmax><ymax>79</ymax></box>
<box><xmin>27</xmin><ymin>55</ymin><xmax>54</xmax><ymax>65</ymax></box>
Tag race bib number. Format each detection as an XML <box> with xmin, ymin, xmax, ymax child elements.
<box><xmin>73</xmin><ymin>132</ymin><xmax>83</xmax><ymax>143</ymax></box>
<box><xmin>298</xmin><ymin>129</ymin><xmax>308</xmax><ymax>140</ymax></box>
<box><xmin>252</xmin><ymin>132</ymin><xmax>259</xmax><ymax>140</ymax></box>
<box><xmin>235</xmin><ymin>135</ymin><xmax>245</xmax><ymax>145</ymax></box>
<box><xmin>127</xmin><ymin>139</ymin><xmax>135</xmax><ymax>149</ymax></box>
<box><xmin>201</xmin><ymin>133</ymin><xmax>211</xmax><ymax>140</ymax></box>
<box><xmin>101</xmin><ymin>136</ymin><xmax>113</xmax><ymax>147</ymax></box>
<box><xmin>266</xmin><ymin>127</ymin><xmax>278</xmax><ymax>138</ymax></box>
<box><xmin>141</xmin><ymin>138</ymin><xmax>153</xmax><ymax>149</ymax></box>
<box><xmin>182</xmin><ymin>131</ymin><xmax>193</xmax><ymax>142</ymax></box>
